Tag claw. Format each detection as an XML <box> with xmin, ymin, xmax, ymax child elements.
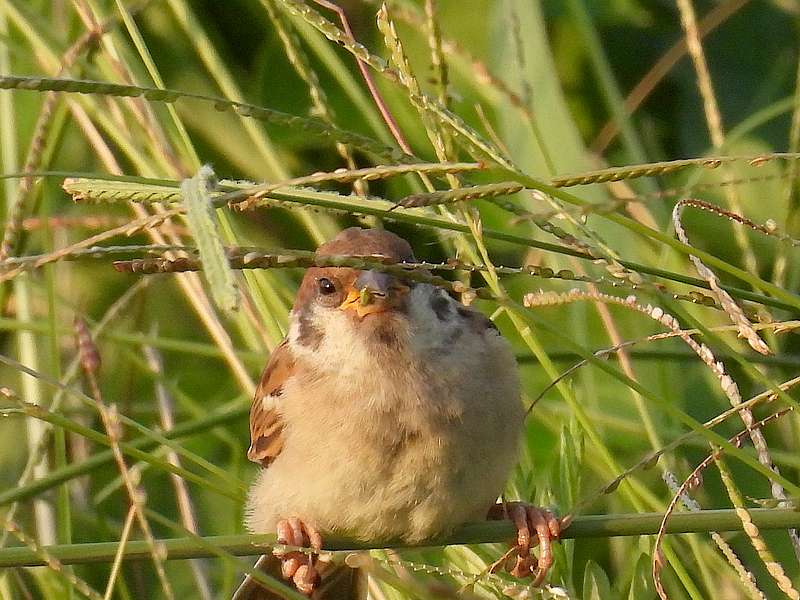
<box><xmin>488</xmin><ymin>502</ymin><xmax>561</xmax><ymax>586</ymax></box>
<box><xmin>293</xmin><ymin>564</ymin><xmax>319</xmax><ymax>595</ymax></box>
<box><xmin>281</xmin><ymin>555</ymin><xmax>302</xmax><ymax>579</ymax></box>
<box><xmin>273</xmin><ymin>518</ymin><xmax>323</xmax><ymax>596</ymax></box>
<box><xmin>509</xmin><ymin>554</ymin><xmax>537</xmax><ymax>578</ymax></box>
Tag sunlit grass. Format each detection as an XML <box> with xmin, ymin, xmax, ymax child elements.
<box><xmin>0</xmin><ymin>1</ymin><xmax>798</xmax><ymax>599</ymax></box>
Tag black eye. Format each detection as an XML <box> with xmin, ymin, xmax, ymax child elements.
<box><xmin>318</xmin><ymin>277</ymin><xmax>337</xmax><ymax>295</ymax></box>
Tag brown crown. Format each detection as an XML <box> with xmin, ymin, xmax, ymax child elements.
<box><xmin>293</xmin><ymin>228</ymin><xmax>415</xmax><ymax>311</ymax></box>
<box><xmin>315</xmin><ymin>227</ymin><xmax>415</xmax><ymax>262</ymax></box>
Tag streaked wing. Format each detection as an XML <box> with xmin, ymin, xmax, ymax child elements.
<box><xmin>248</xmin><ymin>339</ymin><xmax>294</xmax><ymax>467</ymax></box>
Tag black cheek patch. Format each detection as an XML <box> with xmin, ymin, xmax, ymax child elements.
<box><xmin>430</xmin><ymin>293</ymin><xmax>452</xmax><ymax>321</ymax></box>
<box><xmin>297</xmin><ymin>313</ymin><xmax>324</xmax><ymax>350</ymax></box>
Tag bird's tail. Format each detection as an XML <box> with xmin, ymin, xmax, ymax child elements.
<box><xmin>232</xmin><ymin>554</ymin><xmax>367</xmax><ymax>600</ymax></box>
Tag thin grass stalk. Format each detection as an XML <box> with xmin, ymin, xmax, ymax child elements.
<box><xmin>512</xmin><ymin>170</ymin><xmax>800</xmax><ymax>228</ymax></box>
<box><xmin>43</xmin><ymin>195</ymin><xmax>73</xmax><ymax>599</ymax></box>
<box><xmin>312</xmin><ymin>0</ymin><xmax>413</xmax><ymax>155</ymax></box>
<box><xmin>672</xmin><ymin>199</ymin><xmax>771</xmax><ymax>355</ymax></box>
<box><xmin>86</xmin><ymin>1</ymin><xmax>263</xmax><ymax>397</ymax></box>
<box><xmin>565</xmin><ymin>0</ymin><xmax>649</xmax><ymax>168</ymax></box>
<box><xmin>17</xmin><ymin>214</ymin><xmax>130</xmax><ymax>231</ymax></box>
<box><xmin>772</xmin><ymin>39</ymin><xmax>800</xmax><ymax>332</ymax></box>
<box><xmin>0</xmin><ymin>516</ymin><xmax>103</xmax><ymax>600</ymax></box>
<box><xmin>0</xmin><ymin>8</ymin><xmax>59</xmax><ymax>550</ymax></box>
<box><xmin>262</xmin><ymin>0</ymin><xmax>365</xmax><ymax>196</ymax></box>
<box><xmin>0</xmin><ymin>73</ymin><xmax>409</xmax><ymax>162</ymax></box>
<box><xmin>0</xmin><ymin>19</ymin><xmax>104</xmax><ymax>262</ymax></box>
<box><xmin>60</xmin><ymin>174</ymin><xmax>800</xmax><ymax>312</ymax></box>
<box><xmin>714</xmin><ymin>456</ymin><xmax>799</xmax><ymax>600</ymax></box>
<box><xmin>164</xmin><ymin>0</ymin><xmax>286</xmax><ymax>179</ymax></box>
<box><xmin>517</xmin><ymin>294</ymin><xmax>800</xmax><ymax>496</ymax></box>
<box><xmin>0</xmin><ymin>208</ymin><xmax>183</xmax><ymax>280</ymax></box>
<box><xmin>102</xmin><ymin>506</ymin><xmax>136</xmax><ymax>600</ymax></box>
<box><xmin>652</xmin><ymin>411</ymin><xmax>794</xmax><ymax>600</ymax></box>
<box><xmin>676</xmin><ymin>0</ymin><xmax>759</xmax><ymax>277</ymax></box>
<box><xmin>0</xmin><ymin>509</ymin><xmax>798</xmax><ymax>568</ymax></box>
<box><xmin>144</xmin><ymin>344</ymin><xmax>213</xmax><ymax>600</ymax></box>
<box><xmin>0</xmin><ymin>280</ymin><xmax>149</xmax><ymax>553</ymax></box>
<box><xmin>73</xmin><ymin>318</ymin><xmax>175</xmax><ymax>600</ymax></box>
<box><xmin>591</xmin><ymin>0</ymin><xmax>751</xmax><ymax>153</ymax></box>
<box><xmin>14</xmin><ymin>279</ymin><xmax>59</xmax><ymax>545</ymax></box>
<box><xmin>223</xmin><ymin>161</ymin><xmax>483</xmax><ymax>209</ymax></box>
<box><xmin>6</xmin><ymin>73</ymin><xmax>800</xmax><ymax>185</ymax></box>
<box><xmin>376</xmin><ymin>2</ymin><xmax>454</xmax><ymax>179</ymax></box>
<box><xmin>422</xmin><ymin>0</ymin><xmax>452</xmax><ymax>139</ymax></box>
<box><xmin>546</xmin><ymin>152</ymin><xmax>800</xmax><ymax>187</ymax></box>
<box><xmin>1</xmin><ymin>0</ymin><xmax>263</xmax><ymax>399</ymax></box>
<box><xmin>661</xmin><ymin>471</ymin><xmax>766</xmax><ymax>600</ymax></box>
<box><xmin>0</xmin><ymin>355</ymin><xmax>245</xmax><ymax>497</ymax></box>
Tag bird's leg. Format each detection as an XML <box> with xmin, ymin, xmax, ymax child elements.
<box><xmin>487</xmin><ymin>501</ymin><xmax>561</xmax><ymax>586</ymax></box>
<box><xmin>274</xmin><ymin>517</ymin><xmax>323</xmax><ymax>596</ymax></box>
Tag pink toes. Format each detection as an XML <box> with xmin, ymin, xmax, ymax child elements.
<box><xmin>488</xmin><ymin>502</ymin><xmax>561</xmax><ymax>586</ymax></box>
<box><xmin>274</xmin><ymin>517</ymin><xmax>323</xmax><ymax>596</ymax></box>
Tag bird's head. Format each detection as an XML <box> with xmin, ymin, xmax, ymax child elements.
<box><xmin>289</xmin><ymin>228</ymin><xmax>416</xmax><ymax>351</ymax></box>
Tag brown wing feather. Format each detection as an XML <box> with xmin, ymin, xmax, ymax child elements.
<box><xmin>248</xmin><ymin>340</ymin><xmax>294</xmax><ymax>467</ymax></box>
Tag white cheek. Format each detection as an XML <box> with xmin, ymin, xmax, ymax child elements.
<box><xmin>289</xmin><ymin>307</ymin><xmax>376</xmax><ymax>376</ymax></box>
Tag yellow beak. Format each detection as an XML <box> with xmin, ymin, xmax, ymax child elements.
<box><xmin>338</xmin><ymin>287</ymin><xmax>388</xmax><ymax>318</ymax></box>
<box><xmin>338</xmin><ymin>270</ymin><xmax>409</xmax><ymax>318</ymax></box>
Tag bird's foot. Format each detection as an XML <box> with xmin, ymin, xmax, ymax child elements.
<box><xmin>487</xmin><ymin>502</ymin><xmax>561</xmax><ymax>586</ymax></box>
<box><xmin>274</xmin><ymin>517</ymin><xmax>324</xmax><ymax>596</ymax></box>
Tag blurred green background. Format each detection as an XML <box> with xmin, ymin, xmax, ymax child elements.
<box><xmin>0</xmin><ymin>0</ymin><xmax>799</xmax><ymax>598</ymax></box>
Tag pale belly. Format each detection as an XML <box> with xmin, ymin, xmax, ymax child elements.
<box><xmin>245</xmin><ymin>385</ymin><xmax>522</xmax><ymax>543</ymax></box>
<box><xmin>245</xmin><ymin>284</ymin><xmax>523</xmax><ymax>542</ymax></box>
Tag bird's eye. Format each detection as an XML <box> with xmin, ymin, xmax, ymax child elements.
<box><xmin>318</xmin><ymin>277</ymin><xmax>337</xmax><ymax>295</ymax></box>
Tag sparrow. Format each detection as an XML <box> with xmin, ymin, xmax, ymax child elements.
<box><xmin>234</xmin><ymin>227</ymin><xmax>560</xmax><ymax>599</ymax></box>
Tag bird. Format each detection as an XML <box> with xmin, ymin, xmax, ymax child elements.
<box><xmin>233</xmin><ymin>227</ymin><xmax>560</xmax><ymax>599</ymax></box>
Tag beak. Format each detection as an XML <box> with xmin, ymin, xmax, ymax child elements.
<box><xmin>339</xmin><ymin>271</ymin><xmax>408</xmax><ymax>318</ymax></box>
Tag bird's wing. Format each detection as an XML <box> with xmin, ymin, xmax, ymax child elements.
<box><xmin>248</xmin><ymin>339</ymin><xmax>294</xmax><ymax>467</ymax></box>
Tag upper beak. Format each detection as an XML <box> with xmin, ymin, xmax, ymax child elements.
<box><xmin>339</xmin><ymin>271</ymin><xmax>408</xmax><ymax>318</ymax></box>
